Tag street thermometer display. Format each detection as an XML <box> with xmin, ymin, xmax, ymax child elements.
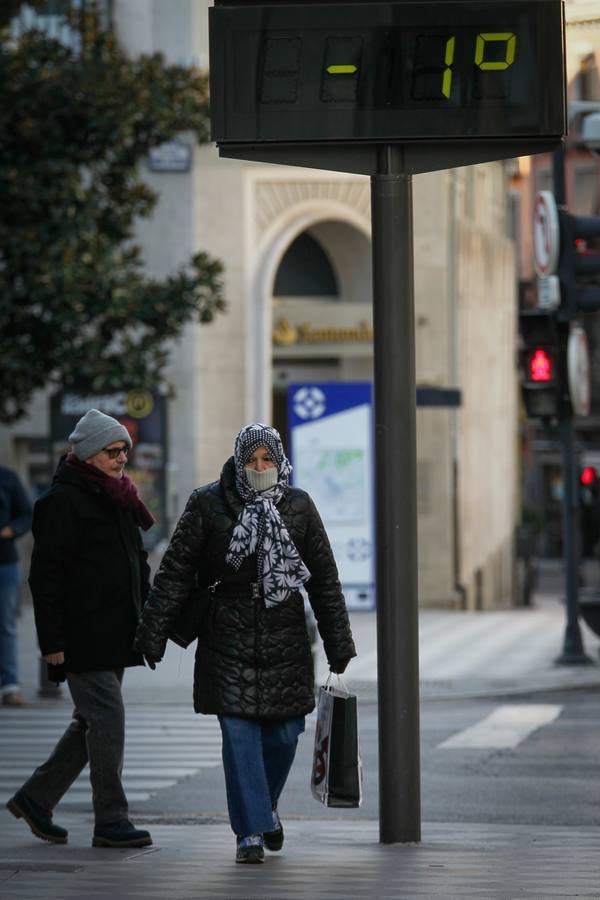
<box><xmin>210</xmin><ymin>1</ymin><xmax>566</xmax><ymax>145</ymax></box>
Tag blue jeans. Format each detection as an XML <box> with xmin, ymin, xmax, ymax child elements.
<box><xmin>0</xmin><ymin>562</ymin><xmax>21</xmax><ymax>691</ymax></box>
<box><xmin>218</xmin><ymin>715</ymin><xmax>305</xmax><ymax>837</ymax></box>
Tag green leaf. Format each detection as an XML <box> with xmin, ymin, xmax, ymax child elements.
<box><xmin>0</xmin><ymin>5</ymin><xmax>223</xmax><ymax>423</ymax></box>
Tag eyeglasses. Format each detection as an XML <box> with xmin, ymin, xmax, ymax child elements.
<box><xmin>102</xmin><ymin>445</ymin><xmax>129</xmax><ymax>459</ymax></box>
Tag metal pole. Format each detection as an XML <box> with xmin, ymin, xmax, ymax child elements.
<box><xmin>552</xmin><ymin>146</ymin><xmax>592</xmax><ymax>665</ymax></box>
<box><xmin>371</xmin><ymin>146</ymin><xmax>421</xmax><ymax>843</ymax></box>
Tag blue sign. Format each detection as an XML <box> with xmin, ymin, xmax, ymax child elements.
<box><xmin>288</xmin><ymin>382</ymin><xmax>374</xmax><ymax>611</ymax></box>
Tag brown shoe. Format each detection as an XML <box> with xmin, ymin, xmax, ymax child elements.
<box><xmin>2</xmin><ymin>692</ymin><xmax>25</xmax><ymax>707</ymax></box>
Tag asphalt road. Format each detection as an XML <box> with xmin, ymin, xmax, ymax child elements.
<box><xmin>14</xmin><ymin>687</ymin><xmax>595</xmax><ymax>831</ymax></box>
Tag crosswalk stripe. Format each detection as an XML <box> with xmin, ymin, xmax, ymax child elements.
<box><xmin>438</xmin><ymin>703</ymin><xmax>562</xmax><ymax>750</ymax></box>
<box><xmin>420</xmin><ymin>615</ymin><xmax>517</xmax><ymax>670</ymax></box>
<box><xmin>0</xmin><ymin>768</ymin><xmax>201</xmax><ymax>777</ymax></box>
<box><xmin>486</xmin><ymin>620</ymin><xmax>568</xmax><ymax>678</ymax></box>
<box><xmin>430</xmin><ymin>616</ymin><xmax>550</xmax><ymax>680</ymax></box>
<box><xmin>0</xmin><ymin>706</ymin><xmax>224</xmax><ymax>805</ymax></box>
<box><xmin>0</xmin><ymin>733</ymin><xmax>220</xmax><ymax>740</ymax></box>
<box><xmin>57</xmin><ymin>791</ymin><xmax>152</xmax><ymax>802</ymax></box>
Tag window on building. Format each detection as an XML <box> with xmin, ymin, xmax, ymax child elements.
<box><xmin>10</xmin><ymin>0</ymin><xmax>112</xmax><ymax>44</ymax></box>
<box><xmin>574</xmin><ymin>164</ymin><xmax>600</xmax><ymax>216</ymax></box>
<box><xmin>273</xmin><ymin>232</ymin><xmax>339</xmax><ymax>298</ymax></box>
<box><xmin>535</xmin><ymin>168</ymin><xmax>553</xmax><ymax>195</ymax></box>
<box><xmin>507</xmin><ymin>191</ymin><xmax>521</xmax><ymax>251</ymax></box>
<box><xmin>578</xmin><ymin>53</ymin><xmax>598</xmax><ymax>101</ymax></box>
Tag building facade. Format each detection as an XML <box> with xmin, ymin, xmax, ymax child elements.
<box><xmin>1</xmin><ymin>0</ymin><xmax>519</xmax><ymax>608</ymax></box>
<box><xmin>512</xmin><ymin>0</ymin><xmax>600</xmax><ymax>558</ymax></box>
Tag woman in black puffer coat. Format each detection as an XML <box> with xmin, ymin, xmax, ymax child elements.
<box><xmin>135</xmin><ymin>423</ymin><xmax>356</xmax><ymax>864</ymax></box>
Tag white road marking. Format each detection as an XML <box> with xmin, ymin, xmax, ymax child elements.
<box><xmin>438</xmin><ymin>704</ymin><xmax>562</xmax><ymax>750</ymax></box>
<box><xmin>1</xmin><ymin>706</ymin><xmax>223</xmax><ymax>806</ymax></box>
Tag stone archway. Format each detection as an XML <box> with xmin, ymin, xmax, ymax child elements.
<box><xmin>252</xmin><ymin>208</ymin><xmax>372</xmax><ymax>435</ymax></box>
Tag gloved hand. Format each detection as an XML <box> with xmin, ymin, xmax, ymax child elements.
<box><xmin>144</xmin><ymin>655</ymin><xmax>160</xmax><ymax>671</ymax></box>
<box><xmin>329</xmin><ymin>656</ymin><xmax>351</xmax><ymax>675</ymax></box>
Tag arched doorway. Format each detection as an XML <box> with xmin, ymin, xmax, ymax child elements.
<box><xmin>270</xmin><ymin>220</ymin><xmax>372</xmax><ymax>446</ymax></box>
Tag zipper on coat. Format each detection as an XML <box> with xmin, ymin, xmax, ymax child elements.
<box><xmin>252</xmin><ymin>582</ymin><xmax>261</xmax><ymax>717</ymax></box>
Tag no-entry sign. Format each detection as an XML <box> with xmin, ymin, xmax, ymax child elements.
<box><xmin>533</xmin><ymin>190</ymin><xmax>560</xmax><ymax>276</ymax></box>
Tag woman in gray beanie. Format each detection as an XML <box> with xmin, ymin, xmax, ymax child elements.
<box><xmin>135</xmin><ymin>422</ymin><xmax>356</xmax><ymax>864</ymax></box>
<box><xmin>7</xmin><ymin>409</ymin><xmax>154</xmax><ymax>849</ymax></box>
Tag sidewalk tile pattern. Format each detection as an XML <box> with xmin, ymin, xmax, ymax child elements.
<box><xmin>1</xmin><ymin>818</ymin><xmax>600</xmax><ymax>899</ymax></box>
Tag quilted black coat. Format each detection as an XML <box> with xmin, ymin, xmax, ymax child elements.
<box><xmin>135</xmin><ymin>457</ymin><xmax>356</xmax><ymax>719</ymax></box>
<box><xmin>29</xmin><ymin>460</ymin><xmax>150</xmax><ymax>673</ymax></box>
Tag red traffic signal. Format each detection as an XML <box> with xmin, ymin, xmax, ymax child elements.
<box><xmin>529</xmin><ymin>348</ymin><xmax>553</xmax><ymax>382</ymax></box>
<box><xmin>519</xmin><ymin>310</ymin><xmax>563</xmax><ymax>419</ymax></box>
<box><xmin>581</xmin><ymin>466</ymin><xmax>598</xmax><ymax>486</ymax></box>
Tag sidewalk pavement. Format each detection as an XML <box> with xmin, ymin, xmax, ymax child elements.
<box><xmin>5</xmin><ymin>563</ymin><xmax>600</xmax><ymax>899</ymax></box>
<box><xmin>2</xmin><ymin>813</ymin><xmax>600</xmax><ymax>899</ymax></box>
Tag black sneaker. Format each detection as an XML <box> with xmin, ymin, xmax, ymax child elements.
<box><xmin>6</xmin><ymin>790</ymin><xmax>67</xmax><ymax>844</ymax></box>
<box><xmin>236</xmin><ymin>834</ymin><xmax>265</xmax><ymax>864</ymax></box>
<box><xmin>263</xmin><ymin>808</ymin><xmax>284</xmax><ymax>851</ymax></box>
<box><xmin>92</xmin><ymin>820</ymin><xmax>152</xmax><ymax>848</ymax></box>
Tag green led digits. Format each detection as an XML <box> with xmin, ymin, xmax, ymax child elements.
<box><xmin>412</xmin><ymin>31</ymin><xmax>517</xmax><ymax>101</ymax></box>
<box><xmin>322</xmin><ymin>36</ymin><xmax>363</xmax><ymax>101</ymax></box>
<box><xmin>327</xmin><ymin>65</ymin><xmax>358</xmax><ymax>74</ymax></box>
<box><xmin>259</xmin><ymin>27</ymin><xmax>519</xmax><ymax>109</ymax></box>
<box><xmin>442</xmin><ymin>36</ymin><xmax>455</xmax><ymax>98</ymax></box>
<box><xmin>475</xmin><ymin>33</ymin><xmax>516</xmax><ymax>70</ymax></box>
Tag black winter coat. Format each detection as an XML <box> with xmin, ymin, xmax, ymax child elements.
<box><xmin>0</xmin><ymin>465</ymin><xmax>32</xmax><ymax>565</ymax></box>
<box><xmin>135</xmin><ymin>458</ymin><xmax>356</xmax><ymax>719</ymax></box>
<box><xmin>29</xmin><ymin>461</ymin><xmax>150</xmax><ymax>673</ymax></box>
<box><xmin>0</xmin><ymin>466</ymin><xmax>31</xmax><ymax>566</ymax></box>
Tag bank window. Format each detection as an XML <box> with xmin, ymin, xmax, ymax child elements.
<box><xmin>273</xmin><ymin>232</ymin><xmax>339</xmax><ymax>298</ymax></box>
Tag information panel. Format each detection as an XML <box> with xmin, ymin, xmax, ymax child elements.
<box><xmin>288</xmin><ymin>382</ymin><xmax>374</xmax><ymax>611</ymax></box>
<box><xmin>210</xmin><ymin>0</ymin><xmax>565</xmax><ymax>145</ymax></box>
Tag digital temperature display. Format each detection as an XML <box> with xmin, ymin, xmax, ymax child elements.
<box><xmin>209</xmin><ymin>1</ymin><xmax>566</xmax><ymax>144</ymax></box>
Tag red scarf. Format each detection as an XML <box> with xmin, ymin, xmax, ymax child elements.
<box><xmin>66</xmin><ymin>453</ymin><xmax>155</xmax><ymax>531</ymax></box>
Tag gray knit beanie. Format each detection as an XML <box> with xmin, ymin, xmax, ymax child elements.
<box><xmin>69</xmin><ymin>409</ymin><xmax>132</xmax><ymax>461</ymax></box>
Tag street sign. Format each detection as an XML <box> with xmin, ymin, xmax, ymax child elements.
<box><xmin>147</xmin><ymin>140</ymin><xmax>192</xmax><ymax>173</ymax></box>
<box><xmin>537</xmin><ymin>274</ymin><xmax>560</xmax><ymax>311</ymax></box>
<box><xmin>288</xmin><ymin>382</ymin><xmax>375</xmax><ymax>611</ymax></box>
<box><xmin>210</xmin><ymin>0</ymin><xmax>566</xmax><ymax>175</ymax></box>
<box><xmin>567</xmin><ymin>324</ymin><xmax>591</xmax><ymax>417</ymax></box>
<box><xmin>533</xmin><ymin>191</ymin><xmax>560</xmax><ymax>276</ymax></box>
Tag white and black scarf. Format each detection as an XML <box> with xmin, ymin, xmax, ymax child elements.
<box><xmin>225</xmin><ymin>423</ymin><xmax>310</xmax><ymax>608</ymax></box>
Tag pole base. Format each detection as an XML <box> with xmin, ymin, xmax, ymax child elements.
<box><xmin>554</xmin><ymin>651</ymin><xmax>594</xmax><ymax>666</ymax></box>
<box><xmin>554</xmin><ymin>621</ymin><xmax>595</xmax><ymax>666</ymax></box>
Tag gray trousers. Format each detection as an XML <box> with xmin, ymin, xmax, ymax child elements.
<box><xmin>21</xmin><ymin>669</ymin><xmax>128</xmax><ymax>826</ymax></box>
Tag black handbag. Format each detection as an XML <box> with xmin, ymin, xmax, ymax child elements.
<box><xmin>167</xmin><ymin>579</ymin><xmax>220</xmax><ymax>649</ymax></box>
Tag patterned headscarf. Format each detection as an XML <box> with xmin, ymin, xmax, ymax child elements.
<box><xmin>225</xmin><ymin>423</ymin><xmax>310</xmax><ymax>607</ymax></box>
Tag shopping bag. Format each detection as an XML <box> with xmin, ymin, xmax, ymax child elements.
<box><xmin>310</xmin><ymin>676</ymin><xmax>362</xmax><ymax>807</ymax></box>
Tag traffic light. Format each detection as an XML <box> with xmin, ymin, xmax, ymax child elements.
<box><xmin>580</xmin><ymin>466</ymin><xmax>600</xmax><ymax>557</ymax></box>
<box><xmin>557</xmin><ymin>209</ymin><xmax>600</xmax><ymax>318</ymax></box>
<box><xmin>518</xmin><ymin>309</ymin><xmax>568</xmax><ymax>419</ymax></box>
<box><xmin>580</xmin><ymin>465</ymin><xmax>598</xmax><ymax>490</ymax></box>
